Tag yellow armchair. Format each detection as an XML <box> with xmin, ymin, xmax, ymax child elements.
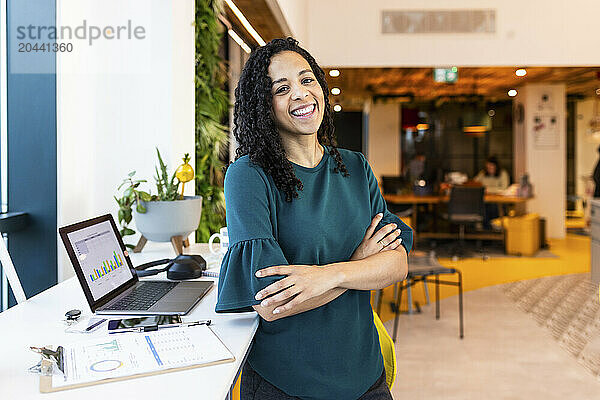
<box><xmin>372</xmin><ymin>310</ymin><xmax>397</xmax><ymax>389</ymax></box>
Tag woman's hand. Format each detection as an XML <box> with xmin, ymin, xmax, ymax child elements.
<box><xmin>253</xmin><ymin>214</ymin><xmax>403</xmax><ymax>317</ymax></box>
<box><xmin>254</xmin><ymin>265</ymin><xmax>340</xmax><ymax>315</ymax></box>
<box><xmin>350</xmin><ymin>213</ymin><xmax>403</xmax><ymax>261</ymax></box>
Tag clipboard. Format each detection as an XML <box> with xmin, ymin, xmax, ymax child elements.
<box><xmin>38</xmin><ymin>325</ymin><xmax>235</xmax><ymax>393</ymax></box>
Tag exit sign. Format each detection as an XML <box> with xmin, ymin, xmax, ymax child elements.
<box><xmin>433</xmin><ymin>68</ymin><xmax>458</xmax><ymax>83</ymax></box>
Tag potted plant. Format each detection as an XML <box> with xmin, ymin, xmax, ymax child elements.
<box><xmin>115</xmin><ymin>148</ymin><xmax>202</xmax><ymax>254</ymax></box>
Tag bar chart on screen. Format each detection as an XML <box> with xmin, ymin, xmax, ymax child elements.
<box><xmin>67</xmin><ymin>220</ymin><xmax>134</xmax><ymax>300</ymax></box>
<box><xmin>89</xmin><ymin>251</ymin><xmax>125</xmax><ymax>282</ymax></box>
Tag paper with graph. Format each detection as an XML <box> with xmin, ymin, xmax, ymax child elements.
<box><xmin>52</xmin><ymin>326</ymin><xmax>234</xmax><ymax>388</ymax></box>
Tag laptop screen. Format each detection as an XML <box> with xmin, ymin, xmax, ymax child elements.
<box><xmin>66</xmin><ymin>219</ymin><xmax>134</xmax><ymax>301</ymax></box>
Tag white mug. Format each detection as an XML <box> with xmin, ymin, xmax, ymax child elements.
<box><xmin>208</xmin><ymin>227</ymin><xmax>229</xmax><ymax>255</ymax></box>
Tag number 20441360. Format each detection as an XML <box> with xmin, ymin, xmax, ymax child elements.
<box><xmin>18</xmin><ymin>42</ymin><xmax>73</xmax><ymax>52</ymax></box>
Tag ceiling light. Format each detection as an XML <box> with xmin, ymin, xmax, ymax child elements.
<box><xmin>508</xmin><ymin>89</ymin><xmax>518</xmax><ymax>97</ymax></box>
<box><xmin>333</xmin><ymin>104</ymin><xmax>342</xmax><ymax>112</ymax></box>
<box><xmin>227</xmin><ymin>29</ymin><xmax>251</xmax><ymax>54</ymax></box>
<box><xmin>329</xmin><ymin>69</ymin><xmax>340</xmax><ymax>77</ymax></box>
<box><xmin>224</xmin><ymin>0</ymin><xmax>266</xmax><ymax>46</ymax></box>
<box><xmin>331</xmin><ymin>88</ymin><xmax>341</xmax><ymax>95</ymax></box>
<box><xmin>515</xmin><ymin>68</ymin><xmax>527</xmax><ymax>77</ymax></box>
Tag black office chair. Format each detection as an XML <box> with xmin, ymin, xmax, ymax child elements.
<box><xmin>374</xmin><ymin>255</ymin><xmax>464</xmax><ymax>340</ymax></box>
<box><xmin>381</xmin><ymin>175</ymin><xmax>406</xmax><ymax>194</ymax></box>
<box><xmin>445</xmin><ymin>186</ymin><xmax>485</xmax><ymax>258</ymax></box>
<box><xmin>381</xmin><ymin>175</ymin><xmax>412</xmax><ymax>217</ymax></box>
<box><xmin>391</xmin><ymin>264</ymin><xmax>464</xmax><ymax>341</ymax></box>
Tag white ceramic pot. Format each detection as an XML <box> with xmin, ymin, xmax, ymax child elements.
<box><xmin>133</xmin><ymin>195</ymin><xmax>202</xmax><ymax>242</ymax></box>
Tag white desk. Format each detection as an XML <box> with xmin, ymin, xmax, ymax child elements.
<box><xmin>0</xmin><ymin>242</ymin><xmax>258</xmax><ymax>399</ymax></box>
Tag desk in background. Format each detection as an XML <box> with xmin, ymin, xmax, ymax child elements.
<box><xmin>383</xmin><ymin>193</ymin><xmax>532</xmax><ymax>242</ymax></box>
<box><xmin>0</xmin><ymin>243</ymin><xmax>258</xmax><ymax>400</ymax></box>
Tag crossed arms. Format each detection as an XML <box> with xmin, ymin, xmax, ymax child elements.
<box><xmin>252</xmin><ymin>213</ymin><xmax>408</xmax><ymax>322</ymax></box>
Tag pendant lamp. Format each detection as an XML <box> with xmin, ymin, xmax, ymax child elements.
<box><xmin>462</xmin><ymin>107</ymin><xmax>491</xmax><ymax>137</ymax></box>
<box><xmin>462</xmin><ymin>76</ymin><xmax>491</xmax><ymax>137</ymax></box>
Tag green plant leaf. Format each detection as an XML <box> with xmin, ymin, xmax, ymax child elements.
<box><xmin>136</xmin><ymin>203</ymin><xmax>146</xmax><ymax>213</ymax></box>
<box><xmin>124</xmin><ymin>209</ymin><xmax>132</xmax><ymax>224</ymax></box>
<box><xmin>128</xmin><ymin>170</ymin><xmax>136</xmax><ymax>177</ymax></box>
<box><xmin>125</xmin><ymin>243</ymin><xmax>136</xmax><ymax>250</ymax></box>
<box><xmin>138</xmin><ymin>191</ymin><xmax>152</xmax><ymax>202</ymax></box>
<box><xmin>194</xmin><ymin>0</ymin><xmax>227</xmax><ymax>242</ymax></box>
<box><xmin>121</xmin><ymin>227</ymin><xmax>135</xmax><ymax>236</ymax></box>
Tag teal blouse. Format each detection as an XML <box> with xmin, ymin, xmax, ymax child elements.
<box><xmin>216</xmin><ymin>147</ymin><xmax>413</xmax><ymax>400</ymax></box>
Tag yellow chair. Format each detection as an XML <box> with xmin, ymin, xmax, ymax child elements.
<box><xmin>373</xmin><ymin>310</ymin><xmax>397</xmax><ymax>389</ymax></box>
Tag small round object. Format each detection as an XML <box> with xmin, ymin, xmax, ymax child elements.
<box><xmin>175</xmin><ymin>153</ymin><xmax>194</xmax><ymax>183</ymax></box>
<box><xmin>65</xmin><ymin>309</ymin><xmax>82</xmax><ymax>321</ymax></box>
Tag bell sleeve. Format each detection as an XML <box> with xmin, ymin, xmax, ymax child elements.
<box><xmin>359</xmin><ymin>153</ymin><xmax>413</xmax><ymax>255</ymax></box>
<box><xmin>215</xmin><ymin>161</ymin><xmax>290</xmax><ymax>313</ymax></box>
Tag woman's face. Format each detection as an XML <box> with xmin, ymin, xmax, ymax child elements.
<box><xmin>268</xmin><ymin>51</ymin><xmax>325</xmax><ymax>138</ymax></box>
<box><xmin>486</xmin><ymin>162</ymin><xmax>497</xmax><ymax>175</ymax></box>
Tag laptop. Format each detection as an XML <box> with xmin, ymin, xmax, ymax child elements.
<box><xmin>59</xmin><ymin>214</ymin><xmax>213</xmax><ymax>315</ymax></box>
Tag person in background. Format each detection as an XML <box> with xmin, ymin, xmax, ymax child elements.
<box><xmin>475</xmin><ymin>156</ymin><xmax>510</xmax><ymax>229</ymax></box>
<box><xmin>405</xmin><ymin>153</ymin><xmax>441</xmax><ymax>198</ymax></box>
<box><xmin>593</xmin><ymin>145</ymin><xmax>600</xmax><ymax>197</ymax></box>
<box><xmin>474</xmin><ymin>156</ymin><xmax>510</xmax><ymax>194</ymax></box>
<box><xmin>406</xmin><ymin>153</ymin><xmax>426</xmax><ymax>183</ymax></box>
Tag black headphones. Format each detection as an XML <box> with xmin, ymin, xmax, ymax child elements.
<box><xmin>134</xmin><ymin>254</ymin><xmax>207</xmax><ymax>280</ymax></box>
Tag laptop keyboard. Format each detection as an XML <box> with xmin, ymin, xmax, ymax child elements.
<box><xmin>105</xmin><ymin>281</ymin><xmax>178</xmax><ymax>311</ymax></box>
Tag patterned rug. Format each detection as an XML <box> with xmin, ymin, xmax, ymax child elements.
<box><xmin>503</xmin><ymin>274</ymin><xmax>600</xmax><ymax>376</ymax></box>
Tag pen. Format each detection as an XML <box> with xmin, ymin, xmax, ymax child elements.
<box><xmin>160</xmin><ymin>319</ymin><xmax>212</xmax><ymax>329</ymax></box>
<box><xmin>108</xmin><ymin>319</ymin><xmax>212</xmax><ymax>334</ymax></box>
<box><xmin>85</xmin><ymin>318</ymin><xmax>107</xmax><ymax>331</ymax></box>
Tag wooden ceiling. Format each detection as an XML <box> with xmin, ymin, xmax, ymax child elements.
<box><xmin>222</xmin><ymin>3</ymin><xmax>600</xmax><ymax>106</ymax></box>
<box><xmin>223</xmin><ymin>0</ymin><xmax>287</xmax><ymax>47</ymax></box>
<box><xmin>324</xmin><ymin>67</ymin><xmax>600</xmax><ymax>106</ymax></box>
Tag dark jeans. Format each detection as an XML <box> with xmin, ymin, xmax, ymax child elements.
<box><xmin>483</xmin><ymin>203</ymin><xmax>499</xmax><ymax>229</ymax></box>
<box><xmin>240</xmin><ymin>362</ymin><xmax>393</xmax><ymax>400</ymax></box>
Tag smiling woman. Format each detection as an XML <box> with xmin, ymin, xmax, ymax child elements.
<box><xmin>270</xmin><ymin>52</ymin><xmax>325</xmax><ymax>144</ymax></box>
<box><xmin>216</xmin><ymin>37</ymin><xmax>412</xmax><ymax>400</ymax></box>
<box><xmin>229</xmin><ymin>38</ymin><xmax>348</xmax><ymax>202</ymax></box>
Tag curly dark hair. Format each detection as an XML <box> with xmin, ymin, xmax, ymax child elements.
<box><xmin>227</xmin><ymin>37</ymin><xmax>349</xmax><ymax>202</ymax></box>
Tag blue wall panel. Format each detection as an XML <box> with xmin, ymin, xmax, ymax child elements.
<box><xmin>6</xmin><ymin>0</ymin><xmax>57</xmax><ymax>303</ymax></box>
